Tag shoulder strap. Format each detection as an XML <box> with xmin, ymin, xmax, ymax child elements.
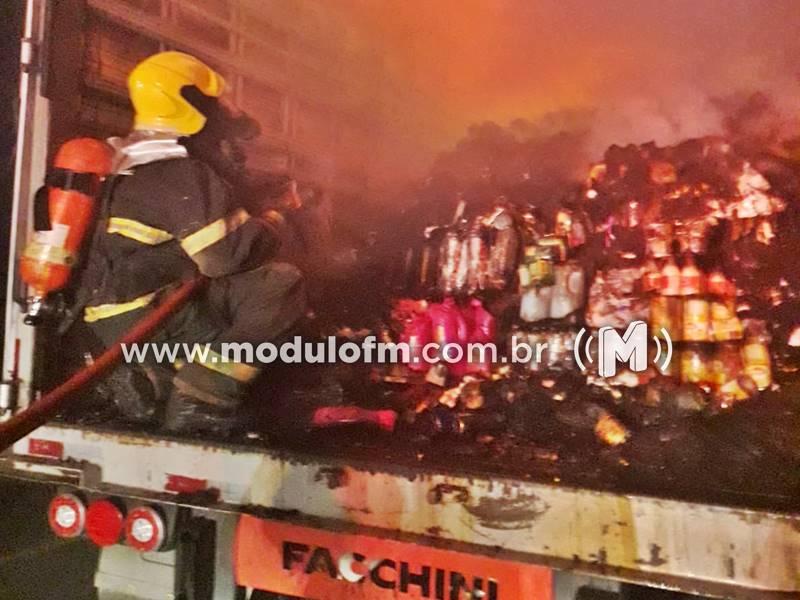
<box><xmin>57</xmin><ymin>175</ymin><xmax>124</xmax><ymax>334</ymax></box>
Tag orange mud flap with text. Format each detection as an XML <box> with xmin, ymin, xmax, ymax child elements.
<box><xmin>234</xmin><ymin>514</ymin><xmax>553</xmax><ymax>599</ymax></box>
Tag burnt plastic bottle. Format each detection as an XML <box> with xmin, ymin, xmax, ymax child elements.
<box><xmin>399</xmin><ymin>309</ymin><xmax>433</xmax><ymax>373</ymax></box>
<box><xmin>423</xmin><ymin>226</ymin><xmax>446</xmax><ymax>287</ymax></box>
<box><xmin>310</xmin><ymin>406</ymin><xmax>398</xmax><ymax>432</ymax></box>
<box><xmin>438</xmin><ymin>228</ymin><xmax>462</xmax><ymax>294</ymax></box>
<box><xmin>463</xmin><ymin>298</ymin><xmax>497</xmax><ymax>374</ymax></box>
<box><xmin>409</xmin><ymin>225</ymin><xmax>446</xmax><ymax>295</ymax></box>
<box><xmin>427</xmin><ymin>297</ymin><xmax>468</xmax><ymax>376</ymax></box>
<box><xmin>486</xmin><ymin>207</ymin><xmax>520</xmax><ymax>289</ymax></box>
<box><xmin>466</xmin><ymin>225</ymin><xmax>489</xmax><ymax>293</ymax></box>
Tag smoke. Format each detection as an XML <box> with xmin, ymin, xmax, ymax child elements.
<box><xmin>337</xmin><ymin>0</ymin><xmax>800</xmax><ymax>179</ymax></box>
<box><xmin>430</xmin><ymin>114</ymin><xmax>592</xmax><ymax>186</ymax></box>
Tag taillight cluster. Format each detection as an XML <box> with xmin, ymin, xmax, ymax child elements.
<box><xmin>124</xmin><ymin>506</ymin><xmax>166</xmax><ymax>552</ymax></box>
<box><xmin>48</xmin><ymin>493</ymin><xmax>167</xmax><ymax>552</ymax></box>
<box><xmin>85</xmin><ymin>499</ymin><xmax>124</xmax><ymax>547</ymax></box>
<box><xmin>48</xmin><ymin>493</ymin><xmax>85</xmax><ymax>538</ymax></box>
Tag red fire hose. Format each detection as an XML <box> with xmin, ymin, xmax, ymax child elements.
<box><xmin>0</xmin><ymin>277</ymin><xmax>206</xmax><ymax>452</ymax></box>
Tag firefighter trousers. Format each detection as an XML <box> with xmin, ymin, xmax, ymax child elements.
<box><xmin>85</xmin><ymin>261</ymin><xmax>306</xmax><ymax>421</ymax></box>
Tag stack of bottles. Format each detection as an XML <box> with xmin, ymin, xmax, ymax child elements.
<box><xmin>645</xmin><ymin>254</ymin><xmax>740</xmax><ymax>343</ymax></box>
<box><xmin>517</xmin><ymin>208</ymin><xmax>588</xmax><ymax>324</ymax></box>
<box><xmin>512</xmin><ymin>209</ymin><xmax>588</xmax><ymax>375</ymax></box>
<box><xmin>396</xmin><ymin>297</ymin><xmax>497</xmax><ymax>385</ymax></box>
<box><xmin>407</xmin><ymin>203</ymin><xmax>520</xmax><ymax>297</ymax></box>
<box><xmin>585</xmin><ymin>263</ymin><xmax>649</xmax><ymax>329</ymax></box>
<box><xmin>518</xmin><ymin>236</ymin><xmax>586</xmax><ymax>323</ymax></box>
<box><xmin>643</xmin><ymin>251</ymin><xmax>771</xmax><ymax>401</ymax></box>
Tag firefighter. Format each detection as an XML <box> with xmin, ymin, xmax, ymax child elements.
<box><xmin>73</xmin><ymin>51</ymin><xmax>306</xmax><ymax>436</ymax></box>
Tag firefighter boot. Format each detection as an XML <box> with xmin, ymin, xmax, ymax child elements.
<box><xmin>163</xmin><ymin>392</ymin><xmax>242</xmax><ymax>438</ymax></box>
<box><xmin>98</xmin><ymin>364</ymin><xmax>159</xmax><ymax>426</ymax></box>
<box><xmin>162</xmin><ymin>361</ymin><xmax>252</xmax><ymax>437</ymax></box>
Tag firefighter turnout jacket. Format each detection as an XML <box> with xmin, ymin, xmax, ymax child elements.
<box><xmin>80</xmin><ymin>134</ymin><xmax>279</xmax><ymax>324</ymax></box>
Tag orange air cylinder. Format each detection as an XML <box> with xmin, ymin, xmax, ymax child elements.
<box><xmin>19</xmin><ymin>138</ymin><xmax>114</xmax><ymax>300</ymax></box>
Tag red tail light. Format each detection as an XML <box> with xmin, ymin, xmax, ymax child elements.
<box><xmin>48</xmin><ymin>493</ymin><xmax>86</xmax><ymax>538</ymax></box>
<box><xmin>85</xmin><ymin>499</ymin><xmax>125</xmax><ymax>547</ymax></box>
<box><xmin>124</xmin><ymin>506</ymin><xmax>166</xmax><ymax>552</ymax></box>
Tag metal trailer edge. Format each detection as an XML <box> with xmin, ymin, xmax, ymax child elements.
<box><xmin>2</xmin><ymin>424</ymin><xmax>798</xmax><ymax>599</ymax></box>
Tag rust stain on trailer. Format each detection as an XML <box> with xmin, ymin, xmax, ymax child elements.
<box><xmin>427</xmin><ymin>483</ymin><xmax>470</xmax><ymax>505</ymax></box>
<box><xmin>589</xmin><ymin>548</ymin><xmax>608</xmax><ymax>566</ymax></box>
<box><xmin>635</xmin><ymin>543</ymin><xmax>668</xmax><ymax>567</ymax></box>
<box><xmin>341</xmin><ymin>505</ymin><xmax>373</xmax><ymax>515</ymax></box>
<box><xmin>463</xmin><ymin>492</ymin><xmax>549</xmax><ymax>530</ymax></box>
<box><xmin>314</xmin><ymin>466</ymin><xmax>349</xmax><ymax>489</ymax></box>
<box><xmin>724</xmin><ymin>555</ymin><xmax>736</xmax><ymax>579</ymax></box>
<box><xmin>82</xmin><ymin>430</ymin><xmax>156</xmax><ymax>447</ymax></box>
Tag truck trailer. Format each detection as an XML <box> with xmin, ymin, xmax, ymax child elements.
<box><xmin>1</xmin><ymin>2</ymin><xmax>799</xmax><ymax>599</ymax></box>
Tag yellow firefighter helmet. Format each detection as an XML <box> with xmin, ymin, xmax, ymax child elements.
<box><xmin>128</xmin><ymin>51</ymin><xmax>225</xmax><ymax>135</ymax></box>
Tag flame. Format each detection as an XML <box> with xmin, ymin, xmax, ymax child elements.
<box><xmin>595</xmin><ymin>413</ymin><xmax>630</xmax><ymax>446</ymax></box>
<box><xmin>788</xmin><ymin>326</ymin><xmax>800</xmax><ymax>348</ymax></box>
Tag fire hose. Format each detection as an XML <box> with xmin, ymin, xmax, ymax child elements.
<box><xmin>0</xmin><ymin>277</ymin><xmax>206</xmax><ymax>452</ymax></box>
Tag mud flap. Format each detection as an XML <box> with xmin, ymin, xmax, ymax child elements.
<box><xmin>174</xmin><ymin>514</ymin><xmax>216</xmax><ymax>600</ymax></box>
